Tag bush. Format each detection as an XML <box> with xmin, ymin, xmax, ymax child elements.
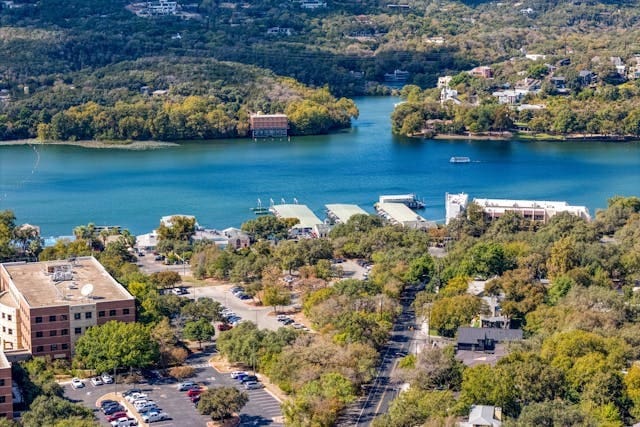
<box><xmin>169</xmin><ymin>366</ymin><xmax>196</xmax><ymax>379</ymax></box>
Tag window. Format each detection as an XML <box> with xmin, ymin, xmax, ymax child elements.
<box><xmin>0</xmin><ymin>379</ymin><xmax>5</xmax><ymax>386</ymax></box>
<box><xmin>98</xmin><ymin>311</ymin><xmax>105</xmax><ymax>318</ymax></box>
<box><xmin>7</xmin><ymin>329</ymin><xmax>11</xmax><ymax>335</ymax></box>
<box><xmin>61</xmin><ymin>343</ymin><xmax>68</xmax><ymax>350</ymax></box>
<box><xmin>60</xmin><ymin>314</ymin><xmax>68</xmax><ymax>321</ymax></box>
<box><xmin>61</xmin><ymin>329</ymin><xmax>68</xmax><ymax>335</ymax></box>
<box><xmin>109</xmin><ymin>310</ymin><xmax>116</xmax><ymax>316</ymax></box>
<box><xmin>49</xmin><ymin>315</ymin><xmax>56</xmax><ymax>322</ymax></box>
<box><xmin>36</xmin><ymin>346</ymin><xmax>43</xmax><ymax>352</ymax></box>
<box><xmin>74</xmin><ymin>313</ymin><xmax>81</xmax><ymax>320</ymax></box>
<box><xmin>49</xmin><ymin>330</ymin><xmax>57</xmax><ymax>337</ymax></box>
<box><xmin>35</xmin><ymin>331</ymin><xmax>43</xmax><ymax>338</ymax></box>
<box><xmin>35</xmin><ymin>316</ymin><xmax>43</xmax><ymax>323</ymax></box>
<box><xmin>123</xmin><ymin>309</ymin><xmax>130</xmax><ymax>315</ymax></box>
<box><xmin>1</xmin><ymin>313</ymin><xmax>4</xmax><ymax>319</ymax></box>
<box><xmin>1</xmin><ymin>327</ymin><xmax>4</xmax><ymax>333</ymax></box>
<box><xmin>74</xmin><ymin>328</ymin><xmax>81</xmax><ymax>334</ymax></box>
<box><xmin>85</xmin><ymin>312</ymin><xmax>92</xmax><ymax>319</ymax></box>
<box><xmin>0</xmin><ymin>397</ymin><xmax>5</xmax><ymax>403</ymax></box>
<box><xmin>51</xmin><ymin>344</ymin><xmax>58</xmax><ymax>351</ymax></box>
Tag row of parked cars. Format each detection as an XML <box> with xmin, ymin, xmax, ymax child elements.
<box><xmin>230</xmin><ymin>371</ymin><xmax>264</xmax><ymax>390</ymax></box>
<box><xmin>124</xmin><ymin>389</ymin><xmax>170</xmax><ymax>423</ymax></box>
<box><xmin>70</xmin><ymin>373</ymin><xmax>114</xmax><ymax>390</ymax></box>
<box><xmin>231</xmin><ymin>285</ymin><xmax>252</xmax><ymax>301</ymax></box>
<box><xmin>220</xmin><ymin>306</ymin><xmax>242</xmax><ymax>328</ymax></box>
<box><xmin>276</xmin><ymin>315</ymin><xmax>309</xmax><ymax>331</ymax></box>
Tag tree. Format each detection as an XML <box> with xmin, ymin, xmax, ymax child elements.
<box><xmin>181</xmin><ymin>297</ymin><xmax>223</xmax><ymax>322</ymax></box>
<box><xmin>198</xmin><ymin>386</ymin><xmax>248</xmax><ymax>421</ymax></box>
<box><xmin>183</xmin><ymin>318</ymin><xmax>216</xmax><ymax>349</ymax></box>
<box><xmin>241</xmin><ymin>215</ymin><xmax>293</xmax><ymax>241</ymax></box>
<box><xmin>430</xmin><ymin>294</ymin><xmax>486</xmax><ymax>337</ymax></box>
<box><xmin>0</xmin><ymin>210</ymin><xmax>16</xmax><ymax>261</ymax></box>
<box><xmin>157</xmin><ymin>215</ymin><xmax>196</xmax><ymax>242</ymax></box>
<box><xmin>20</xmin><ymin>395</ymin><xmax>94</xmax><ymax>427</ymax></box>
<box><xmin>262</xmin><ymin>283</ymin><xmax>292</xmax><ymax>313</ymax></box>
<box><xmin>73</xmin><ymin>321</ymin><xmax>159</xmax><ymax>373</ymax></box>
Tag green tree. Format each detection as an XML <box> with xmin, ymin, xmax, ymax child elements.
<box><xmin>0</xmin><ymin>210</ymin><xmax>17</xmax><ymax>260</ymax></box>
<box><xmin>183</xmin><ymin>318</ymin><xmax>216</xmax><ymax>350</ymax></box>
<box><xmin>20</xmin><ymin>395</ymin><xmax>94</xmax><ymax>427</ymax></box>
<box><xmin>198</xmin><ymin>386</ymin><xmax>249</xmax><ymax>421</ymax></box>
<box><xmin>262</xmin><ymin>283</ymin><xmax>292</xmax><ymax>313</ymax></box>
<box><xmin>73</xmin><ymin>321</ymin><xmax>159</xmax><ymax>373</ymax></box>
<box><xmin>157</xmin><ymin>215</ymin><xmax>196</xmax><ymax>242</ymax></box>
<box><xmin>430</xmin><ymin>294</ymin><xmax>486</xmax><ymax>337</ymax></box>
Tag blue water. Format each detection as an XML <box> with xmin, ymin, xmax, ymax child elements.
<box><xmin>1</xmin><ymin>96</ymin><xmax>640</xmax><ymax>236</ymax></box>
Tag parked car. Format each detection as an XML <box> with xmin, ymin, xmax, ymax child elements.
<box><xmin>230</xmin><ymin>286</ymin><xmax>243</xmax><ymax>293</ymax></box>
<box><xmin>90</xmin><ymin>377</ymin><xmax>103</xmax><ymax>386</ymax></box>
<box><xmin>101</xmin><ymin>402</ymin><xmax>121</xmax><ymax>412</ymax></box>
<box><xmin>122</xmin><ymin>388</ymin><xmax>142</xmax><ymax>397</ymax></box>
<box><xmin>100</xmin><ymin>400</ymin><xmax>118</xmax><ymax>409</ymax></box>
<box><xmin>177</xmin><ymin>381</ymin><xmax>197</xmax><ymax>391</ymax></box>
<box><xmin>244</xmin><ymin>381</ymin><xmax>264</xmax><ymax>390</ymax></box>
<box><xmin>106</xmin><ymin>412</ymin><xmax>128</xmax><ymax>422</ymax></box>
<box><xmin>240</xmin><ymin>375</ymin><xmax>258</xmax><ymax>383</ymax></box>
<box><xmin>239</xmin><ymin>293</ymin><xmax>252</xmax><ymax>300</ymax></box>
<box><xmin>101</xmin><ymin>373</ymin><xmax>114</xmax><ymax>384</ymax></box>
<box><xmin>172</xmin><ymin>287</ymin><xmax>188</xmax><ymax>295</ymax></box>
<box><xmin>281</xmin><ymin>318</ymin><xmax>294</xmax><ymax>325</ymax></box>
<box><xmin>125</xmin><ymin>393</ymin><xmax>147</xmax><ymax>402</ymax></box>
<box><xmin>217</xmin><ymin>323</ymin><xmax>233</xmax><ymax>331</ymax></box>
<box><xmin>111</xmin><ymin>417</ymin><xmax>137</xmax><ymax>427</ymax></box>
<box><xmin>142</xmin><ymin>411</ymin><xmax>169</xmax><ymax>423</ymax></box>
<box><xmin>186</xmin><ymin>388</ymin><xmax>202</xmax><ymax>397</ymax></box>
<box><xmin>104</xmin><ymin>405</ymin><xmax>125</xmax><ymax>415</ymax></box>
<box><xmin>71</xmin><ymin>378</ymin><xmax>84</xmax><ymax>389</ymax></box>
<box><xmin>135</xmin><ymin>403</ymin><xmax>158</xmax><ymax>413</ymax></box>
<box><xmin>236</xmin><ymin>373</ymin><xmax>249</xmax><ymax>382</ymax></box>
<box><xmin>230</xmin><ymin>371</ymin><xmax>247</xmax><ymax>379</ymax></box>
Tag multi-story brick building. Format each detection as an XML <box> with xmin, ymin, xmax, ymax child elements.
<box><xmin>0</xmin><ymin>352</ymin><xmax>11</xmax><ymax>419</ymax></box>
<box><xmin>249</xmin><ymin>113</ymin><xmax>289</xmax><ymax>138</ymax></box>
<box><xmin>0</xmin><ymin>257</ymin><xmax>135</xmax><ymax>360</ymax></box>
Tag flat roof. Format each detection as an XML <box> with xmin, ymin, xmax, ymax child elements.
<box><xmin>0</xmin><ymin>351</ymin><xmax>9</xmax><ymax>369</ymax></box>
<box><xmin>2</xmin><ymin>257</ymin><xmax>134</xmax><ymax>308</ymax></box>
<box><xmin>325</xmin><ymin>204</ymin><xmax>368</xmax><ymax>223</ymax></box>
<box><xmin>376</xmin><ymin>202</ymin><xmax>428</xmax><ymax>223</ymax></box>
<box><xmin>270</xmin><ymin>204</ymin><xmax>323</xmax><ymax>229</ymax></box>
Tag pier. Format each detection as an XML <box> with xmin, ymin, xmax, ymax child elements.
<box><xmin>325</xmin><ymin>204</ymin><xmax>368</xmax><ymax>224</ymax></box>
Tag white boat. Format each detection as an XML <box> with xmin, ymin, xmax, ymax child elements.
<box><xmin>450</xmin><ymin>156</ymin><xmax>471</xmax><ymax>163</ymax></box>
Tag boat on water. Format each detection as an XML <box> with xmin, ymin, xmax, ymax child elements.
<box><xmin>250</xmin><ymin>198</ymin><xmax>270</xmax><ymax>215</ymax></box>
<box><xmin>450</xmin><ymin>156</ymin><xmax>471</xmax><ymax>163</ymax></box>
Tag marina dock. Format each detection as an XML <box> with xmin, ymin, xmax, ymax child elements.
<box><xmin>325</xmin><ymin>204</ymin><xmax>368</xmax><ymax>224</ymax></box>
<box><xmin>374</xmin><ymin>202</ymin><xmax>436</xmax><ymax>229</ymax></box>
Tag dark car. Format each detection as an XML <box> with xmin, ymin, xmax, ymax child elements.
<box><xmin>236</xmin><ymin>373</ymin><xmax>249</xmax><ymax>382</ymax></box>
<box><xmin>122</xmin><ymin>388</ymin><xmax>143</xmax><ymax>397</ymax></box>
<box><xmin>217</xmin><ymin>323</ymin><xmax>232</xmax><ymax>331</ymax></box>
<box><xmin>100</xmin><ymin>400</ymin><xmax>118</xmax><ymax>408</ymax></box>
<box><xmin>240</xmin><ymin>375</ymin><xmax>258</xmax><ymax>383</ymax></box>
<box><xmin>104</xmin><ymin>404</ymin><xmax>125</xmax><ymax>415</ymax></box>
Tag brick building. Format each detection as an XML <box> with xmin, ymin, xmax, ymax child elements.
<box><xmin>0</xmin><ymin>353</ymin><xmax>11</xmax><ymax>419</ymax></box>
<box><xmin>0</xmin><ymin>257</ymin><xmax>135</xmax><ymax>360</ymax></box>
<box><xmin>249</xmin><ymin>113</ymin><xmax>289</xmax><ymax>138</ymax></box>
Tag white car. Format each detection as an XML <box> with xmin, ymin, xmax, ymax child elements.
<box><xmin>136</xmin><ymin>403</ymin><xmax>158</xmax><ymax>413</ymax></box>
<box><xmin>142</xmin><ymin>411</ymin><xmax>169</xmax><ymax>423</ymax></box>
<box><xmin>111</xmin><ymin>417</ymin><xmax>137</xmax><ymax>427</ymax></box>
<box><xmin>230</xmin><ymin>371</ymin><xmax>246</xmax><ymax>379</ymax></box>
<box><xmin>126</xmin><ymin>393</ymin><xmax>147</xmax><ymax>402</ymax></box>
<box><xmin>177</xmin><ymin>381</ymin><xmax>196</xmax><ymax>391</ymax></box>
<box><xmin>71</xmin><ymin>378</ymin><xmax>84</xmax><ymax>389</ymax></box>
<box><xmin>133</xmin><ymin>399</ymin><xmax>155</xmax><ymax>409</ymax></box>
<box><xmin>101</xmin><ymin>373</ymin><xmax>114</xmax><ymax>384</ymax></box>
<box><xmin>90</xmin><ymin>377</ymin><xmax>103</xmax><ymax>386</ymax></box>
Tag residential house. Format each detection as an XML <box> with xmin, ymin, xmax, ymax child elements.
<box><xmin>437</xmin><ymin>76</ymin><xmax>452</xmax><ymax>88</ymax></box>
<box><xmin>579</xmin><ymin>70</ymin><xmax>596</xmax><ymax>86</ymax></box>
<box><xmin>550</xmin><ymin>76</ymin><xmax>570</xmax><ymax>94</ymax></box>
<box><xmin>440</xmin><ymin>87</ymin><xmax>461</xmax><ymax>105</ymax></box>
<box><xmin>469</xmin><ymin>66</ymin><xmax>494</xmax><ymax>79</ymax></box>
<box><xmin>492</xmin><ymin>90</ymin><xmax>524</xmax><ymax>105</ymax></box>
<box><xmin>525</xmin><ymin>53</ymin><xmax>546</xmax><ymax>61</ymax></box>
<box><xmin>222</xmin><ymin>228</ymin><xmax>250</xmax><ymax>249</ymax></box>
<box><xmin>384</xmin><ymin>69</ymin><xmax>410</xmax><ymax>82</ymax></box>
<box><xmin>611</xmin><ymin>56</ymin><xmax>626</xmax><ymax>77</ymax></box>
<box><xmin>459</xmin><ymin>405</ymin><xmax>502</xmax><ymax>427</ymax></box>
<box><xmin>456</xmin><ymin>327</ymin><xmax>523</xmax><ymax>352</ymax></box>
<box><xmin>267</xmin><ymin>27</ymin><xmax>293</xmax><ymax>36</ymax></box>
<box><xmin>515</xmin><ymin>77</ymin><xmax>541</xmax><ymax>93</ymax></box>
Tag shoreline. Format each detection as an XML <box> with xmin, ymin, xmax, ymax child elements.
<box><xmin>427</xmin><ymin>132</ymin><xmax>640</xmax><ymax>142</ymax></box>
<box><xmin>0</xmin><ymin>139</ymin><xmax>180</xmax><ymax>150</ymax></box>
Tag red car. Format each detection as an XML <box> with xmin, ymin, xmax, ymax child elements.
<box><xmin>187</xmin><ymin>388</ymin><xmax>202</xmax><ymax>397</ymax></box>
<box><xmin>106</xmin><ymin>412</ymin><xmax>128</xmax><ymax>422</ymax></box>
<box><xmin>217</xmin><ymin>323</ymin><xmax>232</xmax><ymax>331</ymax></box>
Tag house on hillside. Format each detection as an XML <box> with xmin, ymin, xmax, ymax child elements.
<box><xmin>579</xmin><ymin>70</ymin><xmax>596</xmax><ymax>86</ymax></box>
<box><xmin>459</xmin><ymin>405</ymin><xmax>502</xmax><ymax>427</ymax></box>
<box><xmin>469</xmin><ymin>66</ymin><xmax>493</xmax><ymax>79</ymax></box>
<box><xmin>456</xmin><ymin>327</ymin><xmax>523</xmax><ymax>352</ymax></box>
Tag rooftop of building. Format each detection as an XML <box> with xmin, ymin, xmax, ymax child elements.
<box><xmin>270</xmin><ymin>204</ymin><xmax>323</xmax><ymax>229</ymax></box>
<box><xmin>325</xmin><ymin>204</ymin><xmax>368</xmax><ymax>223</ymax></box>
<box><xmin>376</xmin><ymin>202</ymin><xmax>429</xmax><ymax>224</ymax></box>
<box><xmin>1</xmin><ymin>257</ymin><xmax>134</xmax><ymax>308</ymax></box>
<box><xmin>0</xmin><ymin>351</ymin><xmax>9</xmax><ymax>369</ymax></box>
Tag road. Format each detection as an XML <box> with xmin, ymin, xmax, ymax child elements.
<box><xmin>338</xmin><ymin>285</ymin><xmax>420</xmax><ymax>426</ymax></box>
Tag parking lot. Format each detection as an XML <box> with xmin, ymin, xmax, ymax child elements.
<box><xmin>64</xmin><ymin>350</ymin><xmax>283</xmax><ymax>427</ymax></box>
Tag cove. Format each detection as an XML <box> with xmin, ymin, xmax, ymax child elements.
<box><xmin>1</xmin><ymin>96</ymin><xmax>640</xmax><ymax>237</ymax></box>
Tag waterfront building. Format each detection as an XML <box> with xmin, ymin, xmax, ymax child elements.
<box><xmin>473</xmin><ymin>198</ymin><xmax>591</xmax><ymax>222</ymax></box>
<box><xmin>445</xmin><ymin>192</ymin><xmax>469</xmax><ymax>225</ymax></box>
<box><xmin>374</xmin><ymin>202</ymin><xmax>436</xmax><ymax>229</ymax></box>
<box><xmin>378</xmin><ymin>194</ymin><xmax>425</xmax><ymax>209</ymax></box>
<box><xmin>325</xmin><ymin>204</ymin><xmax>368</xmax><ymax>224</ymax></box>
<box><xmin>249</xmin><ymin>113</ymin><xmax>289</xmax><ymax>138</ymax></box>
<box><xmin>269</xmin><ymin>204</ymin><xmax>324</xmax><ymax>236</ymax></box>
<box><xmin>0</xmin><ymin>257</ymin><xmax>135</xmax><ymax>361</ymax></box>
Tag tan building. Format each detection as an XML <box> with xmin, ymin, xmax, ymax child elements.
<box><xmin>0</xmin><ymin>257</ymin><xmax>135</xmax><ymax>360</ymax></box>
<box><xmin>0</xmin><ymin>352</ymin><xmax>11</xmax><ymax>419</ymax></box>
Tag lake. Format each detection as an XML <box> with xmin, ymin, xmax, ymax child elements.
<box><xmin>1</xmin><ymin>96</ymin><xmax>640</xmax><ymax>237</ymax></box>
